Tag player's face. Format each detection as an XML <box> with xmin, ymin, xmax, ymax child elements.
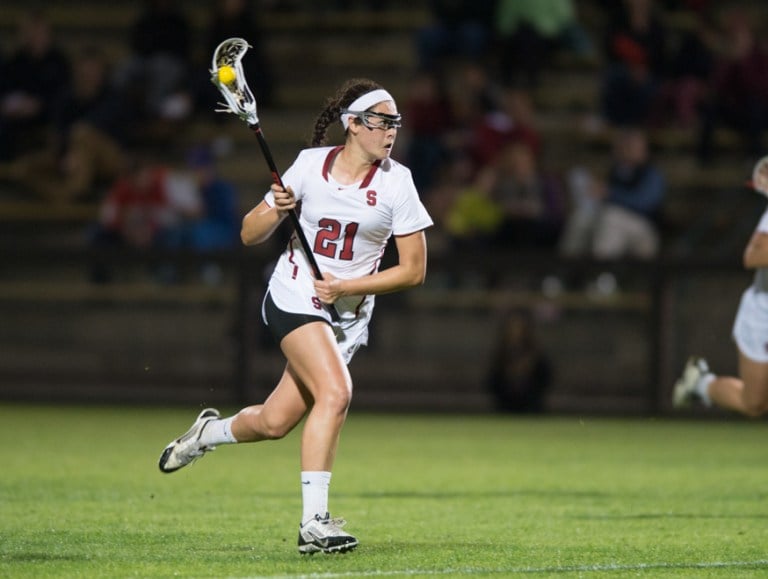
<box><xmin>357</xmin><ymin>101</ymin><xmax>399</xmax><ymax>160</ymax></box>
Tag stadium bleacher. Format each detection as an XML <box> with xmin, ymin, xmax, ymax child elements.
<box><xmin>0</xmin><ymin>1</ymin><xmax>765</xmax><ymax>413</ymax></box>
<box><xmin>0</xmin><ymin>0</ymin><xmax>762</xmax><ymax>250</ymax></box>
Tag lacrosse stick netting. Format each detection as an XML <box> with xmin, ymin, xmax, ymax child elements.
<box><xmin>210</xmin><ymin>37</ymin><xmax>258</xmax><ymax>125</ymax></box>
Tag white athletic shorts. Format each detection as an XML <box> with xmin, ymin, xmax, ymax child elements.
<box><xmin>732</xmin><ymin>286</ymin><xmax>768</xmax><ymax>363</ymax></box>
<box><xmin>261</xmin><ymin>291</ymin><xmax>370</xmax><ymax>365</ymax></box>
<box><xmin>333</xmin><ymin>312</ymin><xmax>370</xmax><ymax>364</ymax></box>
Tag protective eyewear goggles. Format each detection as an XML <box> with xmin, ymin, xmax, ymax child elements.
<box><xmin>342</xmin><ymin>109</ymin><xmax>402</xmax><ymax>130</ymax></box>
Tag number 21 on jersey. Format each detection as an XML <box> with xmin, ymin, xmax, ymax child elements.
<box><xmin>314</xmin><ymin>218</ymin><xmax>359</xmax><ymax>261</ymax></box>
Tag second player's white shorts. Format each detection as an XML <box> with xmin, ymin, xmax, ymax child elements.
<box><xmin>732</xmin><ymin>286</ymin><xmax>768</xmax><ymax>363</ymax></box>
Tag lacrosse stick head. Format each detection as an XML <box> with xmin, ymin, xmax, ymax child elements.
<box><xmin>750</xmin><ymin>155</ymin><xmax>768</xmax><ymax>198</ymax></box>
<box><xmin>210</xmin><ymin>37</ymin><xmax>259</xmax><ymax>125</ymax></box>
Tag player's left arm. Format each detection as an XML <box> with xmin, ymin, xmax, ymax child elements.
<box><xmin>313</xmin><ymin>230</ymin><xmax>427</xmax><ymax>304</ymax></box>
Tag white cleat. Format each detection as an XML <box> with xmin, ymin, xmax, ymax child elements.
<box><xmin>673</xmin><ymin>357</ymin><xmax>709</xmax><ymax>408</ymax></box>
<box><xmin>158</xmin><ymin>408</ymin><xmax>220</xmax><ymax>473</ymax></box>
<box><xmin>298</xmin><ymin>513</ymin><xmax>359</xmax><ymax>555</ymax></box>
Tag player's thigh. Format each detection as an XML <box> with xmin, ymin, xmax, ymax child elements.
<box><xmin>738</xmin><ymin>351</ymin><xmax>768</xmax><ymax>413</ymax></box>
<box><xmin>280</xmin><ymin>321</ymin><xmax>352</xmax><ymax>401</ymax></box>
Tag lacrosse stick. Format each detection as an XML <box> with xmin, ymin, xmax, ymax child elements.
<box><xmin>211</xmin><ymin>38</ymin><xmax>339</xmax><ymax>321</ymax></box>
<box><xmin>750</xmin><ymin>155</ymin><xmax>768</xmax><ymax>198</ymax></box>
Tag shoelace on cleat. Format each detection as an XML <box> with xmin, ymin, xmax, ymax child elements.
<box><xmin>183</xmin><ymin>444</ymin><xmax>215</xmax><ymax>464</ymax></box>
<box><xmin>317</xmin><ymin>516</ymin><xmax>348</xmax><ymax>534</ymax></box>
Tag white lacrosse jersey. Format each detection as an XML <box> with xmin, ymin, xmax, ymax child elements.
<box><xmin>751</xmin><ymin>207</ymin><xmax>768</xmax><ymax>294</ymax></box>
<box><xmin>262</xmin><ymin>146</ymin><xmax>433</xmax><ymax>352</ymax></box>
<box><xmin>732</xmin><ymin>205</ymin><xmax>768</xmax><ymax>362</ymax></box>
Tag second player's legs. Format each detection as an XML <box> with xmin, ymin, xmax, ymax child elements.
<box><xmin>708</xmin><ymin>351</ymin><xmax>768</xmax><ymax>417</ymax></box>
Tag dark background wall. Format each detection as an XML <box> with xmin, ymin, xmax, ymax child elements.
<box><xmin>1</xmin><ymin>1</ymin><xmax>764</xmax><ymax>416</ymax></box>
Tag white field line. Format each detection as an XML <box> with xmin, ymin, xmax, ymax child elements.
<box><xmin>244</xmin><ymin>559</ymin><xmax>768</xmax><ymax>579</ymax></box>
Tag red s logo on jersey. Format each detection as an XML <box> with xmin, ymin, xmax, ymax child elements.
<box><xmin>366</xmin><ymin>190</ymin><xmax>377</xmax><ymax>206</ymax></box>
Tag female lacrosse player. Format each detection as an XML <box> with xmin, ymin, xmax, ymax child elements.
<box><xmin>673</xmin><ymin>159</ymin><xmax>768</xmax><ymax>418</ymax></box>
<box><xmin>158</xmin><ymin>78</ymin><xmax>433</xmax><ymax>554</ymax></box>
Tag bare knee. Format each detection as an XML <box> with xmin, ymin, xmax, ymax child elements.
<box><xmin>740</xmin><ymin>384</ymin><xmax>768</xmax><ymax>417</ymax></box>
<box><xmin>742</xmin><ymin>400</ymin><xmax>768</xmax><ymax>418</ymax></box>
<box><xmin>315</xmin><ymin>381</ymin><xmax>352</xmax><ymax>416</ymax></box>
<box><xmin>260</xmin><ymin>417</ymin><xmax>293</xmax><ymax>439</ymax></box>
<box><xmin>236</xmin><ymin>406</ymin><xmax>295</xmax><ymax>441</ymax></box>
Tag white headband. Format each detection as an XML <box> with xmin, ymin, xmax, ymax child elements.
<box><xmin>340</xmin><ymin>89</ymin><xmax>395</xmax><ymax>130</ymax></box>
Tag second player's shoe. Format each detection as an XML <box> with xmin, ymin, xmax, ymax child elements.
<box><xmin>298</xmin><ymin>513</ymin><xmax>359</xmax><ymax>554</ymax></box>
<box><xmin>673</xmin><ymin>356</ymin><xmax>709</xmax><ymax>408</ymax></box>
<box><xmin>158</xmin><ymin>408</ymin><xmax>220</xmax><ymax>473</ymax></box>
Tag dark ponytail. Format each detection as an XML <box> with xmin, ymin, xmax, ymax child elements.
<box><xmin>310</xmin><ymin>78</ymin><xmax>384</xmax><ymax>147</ymax></box>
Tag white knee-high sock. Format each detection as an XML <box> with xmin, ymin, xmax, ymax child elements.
<box><xmin>199</xmin><ymin>416</ymin><xmax>238</xmax><ymax>446</ymax></box>
<box><xmin>301</xmin><ymin>471</ymin><xmax>332</xmax><ymax>525</ymax></box>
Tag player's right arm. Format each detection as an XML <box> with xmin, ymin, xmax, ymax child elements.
<box><xmin>241</xmin><ymin>184</ymin><xmax>297</xmax><ymax>246</ymax></box>
<box><xmin>744</xmin><ymin>231</ymin><xmax>768</xmax><ymax>269</ymax></box>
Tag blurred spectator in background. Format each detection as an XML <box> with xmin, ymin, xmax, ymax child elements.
<box><xmin>591</xmin><ymin>127</ymin><xmax>665</xmax><ymax>259</ymax></box>
<box><xmin>696</xmin><ymin>7</ymin><xmax>768</xmax><ymax>164</ymax></box>
<box><xmin>0</xmin><ymin>47</ymin><xmax>130</xmax><ymax>203</ymax></box>
<box><xmin>0</xmin><ymin>9</ymin><xmax>71</xmax><ymax>161</ymax></box>
<box><xmin>114</xmin><ymin>0</ymin><xmax>193</xmax><ymax>127</ymax></box>
<box><xmin>655</xmin><ymin>6</ymin><xmax>717</xmax><ymax>128</ymax></box>
<box><xmin>558</xmin><ymin>165</ymin><xmax>604</xmax><ymax>258</ymax></box>
<box><xmin>197</xmin><ymin>0</ymin><xmax>275</xmax><ymax>116</ymax></box>
<box><xmin>599</xmin><ymin>0</ymin><xmax>669</xmax><ymax>127</ymax></box>
<box><xmin>487</xmin><ymin>309</ymin><xmax>552</xmax><ymax>413</ymax></box>
<box><xmin>158</xmin><ymin>145</ymin><xmax>241</xmax><ymax>284</ymax></box>
<box><xmin>440</xmin><ymin>62</ymin><xmax>504</xmax><ymax>177</ymax></box>
<box><xmin>402</xmin><ymin>70</ymin><xmax>453</xmax><ymax>194</ymax></box>
<box><xmin>88</xmin><ymin>153</ymin><xmax>201</xmax><ymax>283</ymax></box>
<box><xmin>440</xmin><ymin>162</ymin><xmax>504</xmax><ymax>251</ymax></box>
<box><xmin>415</xmin><ymin>0</ymin><xmax>496</xmax><ymax>72</ymax></box>
<box><xmin>468</xmin><ymin>86</ymin><xmax>542</xmax><ymax>171</ymax></box>
<box><xmin>431</xmin><ymin>68</ymin><xmax>557</xmax><ymax>252</ymax></box>
<box><xmin>475</xmin><ymin>139</ymin><xmax>565</xmax><ymax>250</ymax></box>
<box><xmin>494</xmin><ymin>0</ymin><xmax>590</xmax><ymax>88</ymax></box>
<box><xmin>161</xmin><ymin>146</ymin><xmax>240</xmax><ymax>253</ymax></box>
<box><xmin>560</xmin><ymin>128</ymin><xmax>664</xmax><ymax>261</ymax></box>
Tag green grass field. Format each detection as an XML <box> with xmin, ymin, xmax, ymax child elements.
<box><xmin>1</xmin><ymin>404</ymin><xmax>767</xmax><ymax>578</ymax></box>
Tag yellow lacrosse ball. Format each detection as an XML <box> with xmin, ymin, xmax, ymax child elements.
<box><xmin>218</xmin><ymin>65</ymin><xmax>236</xmax><ymax>85</ymax></box>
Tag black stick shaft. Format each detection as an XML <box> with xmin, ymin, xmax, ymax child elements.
<box><xmin>250</xmin><ymin>123</ymin><xmax>340</xmax><ymax>322</ymax></box>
